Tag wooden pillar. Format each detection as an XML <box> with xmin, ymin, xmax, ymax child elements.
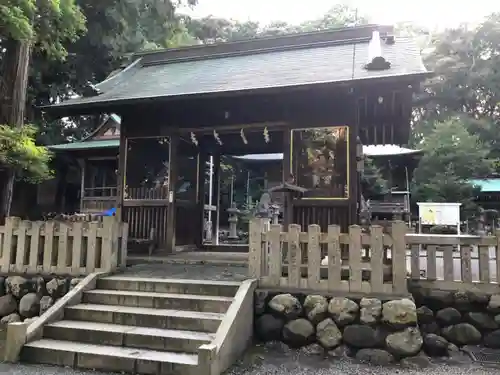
<box><xmin>212</xmin><ymin>153</ymin><xmax>221</xmax><ymax>246</ymax></box>
<box><xmin>77</xmin><ymin>159</ymin><xmax>85</xmax><ymax>213</ymax></box>
<box><xmin>282</xmin><ymin>128</ymin><xmax>292</xmax><ymax>228</ymax></box>
<box><xmin>115</xmin><ymin>131</ymin><xmax>127</xmax><ymax>221</ymax></box>
<box><xmin>350</xmin><ymin>94</ymin><xmax>360</xmax><ymax>226</ymax></box>
<box><xmin>165</xmin><ymin>134</ymin><xmax>179</xmax><ymax>253</ymax></box>
<box><xmin>196</xmin><ymin>152</ymin><xmax>208</xmax><ymax>248</ymax></box>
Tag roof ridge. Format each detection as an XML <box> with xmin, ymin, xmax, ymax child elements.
<box><xmin>139</xmin><ymin>24</ymin><xmax>394</xmax><ymax>66</ymax></box>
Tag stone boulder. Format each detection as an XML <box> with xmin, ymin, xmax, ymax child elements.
<box><xmin>420</xmin><ymin>321</ymin><xmax>440</xmax><ymax>335</ymax></box>
<box><xmin>316</xmin><ymin>318</ymin><xmax>342</xmax><ymax>349</ymax></box>
<box><xmin>328</xmin><ymin>297</ymin><xmax>358</xmax><ymax>327</ymax></box>
<box><xmin>0</xmin><ymin>277</ymin><xmax>5</xmax><ymax>297</ymax></box>
<box><xmin>0</xmin><ymin>312</ymin><xmax>21</xmax><ymax>324</ymax></box>
<box><xmin>442</xmin><ymin>323</ymin><xmax>482</xmax><ymax>346</ymax></box>
<box><xmin>255</xmin><ymin>314</ymin><xmax>284</xmax><ymax>342</ymax></box>
<box><xmin>282</xmin><ymin>319</ymin><xmax>315</xmax><ymax>348</ymax></box>
<box><xmin>268</xmin><ymin>294</ymin><xmax>302</xmax><ymax>320</ymax></box>
<box><xmin>303</xmin><ymin>295</ymin><xmax>328</xmax><ymax>325</ymax></box>
<box><xmin>465</xmin><ymin>312</ymin><xmax>498</xmax><ymax>331</ymax></box>
<box><xmin>416</xmin><ymin>306</ymin><xmax>434</xmax><ymax>324</ymax></box>
<box><xmin>19</xmin><ymin>293</ymin><xmax>41</xmax><ymax>318</ymax></box>
<box><xmin>483</xmin><ymin>329</ymin><xmax>500</xmax><ymax>349</ymax></box>
<box><xmin>343</xmin><ymin>324</ymin><xmax>378</xmax><ymax>348</ymax></box>
<box><xmin>382</xmin><ymin>299</ymin><xmax>417</xmax><ymax>329</ymax></box>
<box><xmin>423</xmin><ymin>333</ymin><xmax>449</xmax><ymax>357</ymax></box>
<box><xmin>355</xmin><ymin>348</ymin><xmax>394</xmax><ymax>366</ymax></box>
<box><xmin>69</xmin><ymin>278</ymin><xmax>83</xmax><ymax>291</ymax></box>
<box><xmin>254</xmin><ymin>290</ymin><xmax>269</xmax><ymax>315</ymax></box>
<box><xmin>5</xmin><ymin>276</ymin><xmax>30</xmax><ymax>298</ymax></box>
<box><xmin>46</xmin><ymin>278</ymin><xmax>67</xmax><ymax>299</ymax></box>
<box><xmin>39</xmin><ymin>296</ymin><xmax>54</xmax><ymax>316</ymax></box>
<box><xmin>0</xmin><ymin>294</ymin><xmax>18</xmax><ymax>317</ymax></box>
<box><xmin>386</xmin><ymin>327</ymin><xmax>423</xmax><ymax>357</ymax></box>
<box><xmin>31</xmin><ymin>276</ymin><xmax>46</xmax><ymax>295</ymax></box>
<box><xmin>436</xmin><ymin>307</ymin><xmax>462</xmax><ymax>327</ymax></box>
<box><xmin>400</xmin><ymin>354</ymin><xmax>432</xmax><ymax>369</ymax></box>
<box><xmin>360</xmin><ymin>298</ymin><xmax>382</xmax><ymax>325</ymax></box>
<box><xmin>487</xmin><ymin>294</ymin><xmax>500</xmax><ymax>314</ymax></box>
<box><xmin>453</xmin><ymin>291</ymin><xmax>489</xmax><ymax>312</ymax></box>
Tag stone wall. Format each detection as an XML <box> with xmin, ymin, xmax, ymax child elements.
<box><xmin>412</xmin><ymin>285</ymin><xmax>500</xmax><ymax>350</ymax></box>
<box><xmin>254</xmin><ymin>291</ymin><xmax>472</xmax><ymax>367</ymax></box>
<box><xmin>0</xmin><ymin>276</ymin><xmax>81</xmax><ymax>324</ymax></box>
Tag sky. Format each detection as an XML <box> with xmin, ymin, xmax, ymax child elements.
<box><xmin>181</xmin><ymin>0</ymin><xmax>499</xmax><ymax>29</ymax></box>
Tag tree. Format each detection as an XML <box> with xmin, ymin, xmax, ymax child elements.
<box><xmin>187</xmin><ymin>4</ymin><xmax>369</xmax><ymax>44</ymax></box>
<box><xmin>412</xmin><ymin>14</ymin><xmax>500</xmax><ymax>152</ymax></box>
<box><xmin>0</xmin><ymin>0</ymin><xmax>86</xmax><ymax>217</ymax></box>
<box><xmin>412</xmin><ymin>118</ymin><xmax>494</xmax><ymax>215</ymax></box>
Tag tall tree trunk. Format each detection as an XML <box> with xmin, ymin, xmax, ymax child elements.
<box><xmin>0</xmin><ymin>38</ymin><xmax>32</xmax><ymax>220</ymax></box>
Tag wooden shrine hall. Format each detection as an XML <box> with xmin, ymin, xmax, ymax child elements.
<box><xmin>44</xmin><ymin>24</ymin><xmax>429</xmax><ymax>253</ymax></box>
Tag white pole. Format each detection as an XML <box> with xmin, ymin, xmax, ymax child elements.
<box><xmin>208</xmin><ymin>155</ymin><xmax>213</xmax><ymax>223</ymax></box>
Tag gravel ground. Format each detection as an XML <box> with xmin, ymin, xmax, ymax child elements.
<box><xmin>0</xmin><ymin>344</ymin><xmax>499</xmax><ymax>375</ymax></box>
<box><xmin>121</xmin><ymin>263</ymin><xmax>249</xmax><ymax>281</ymax></box>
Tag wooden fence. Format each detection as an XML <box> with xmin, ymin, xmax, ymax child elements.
<box><xmin>0</xmin><ymin>216</ymin><xmax>128</xmax><ymax>276</ymax></box>
<box><xmin>406</xmin><ymin>232</ymin><xmax>500</xmax><ymax>293</ymax></box>
<box><xmin>248</xmin><ymin>219</ymin><xmax>408</xmax><ymax>296</ymax></box>
<box><xmin>249</xmin><ymin>219</ymin><xmax>500</xmax><ymax>296</ymax></box>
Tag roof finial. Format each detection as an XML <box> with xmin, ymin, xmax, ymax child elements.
<box><xmin>364</xmin><ymin>29</ymin><xmax>391</xmax><ymax>71</ymax></box>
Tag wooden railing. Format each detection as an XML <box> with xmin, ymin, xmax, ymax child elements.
<box><xmin>248</xmin><ymin>219</ymin><xmax>408</xmax><ymax>296</ymax></box>
<box><xmin>0</xmin><ymin>217</ymin><xmax>128</xmax><ymax>276</ymax></box>
<box><xmin>407</xmin><ymin>232</ymin><xmax>500</xmax><ymax>293</ymax></box>
<box><xmin>249</xmin><ymin>218</ymin><xmax>500</xmax><ymax>295</ymax></box>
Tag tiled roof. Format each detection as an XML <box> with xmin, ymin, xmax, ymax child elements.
<box><xmin>469</xmin><ymin>179</ymin><xmax>500</xmax><ymax>193</ymax></box>
<box><xmin>45</xmin><ymin>25</ymin><xmax>428</xmax><ymax>112</ymax></box>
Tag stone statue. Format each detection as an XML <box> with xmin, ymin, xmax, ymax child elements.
<box><xmin>255</xmin><ymin>192</ymin><xmax>272</xmax><ymax>218</ymax></box>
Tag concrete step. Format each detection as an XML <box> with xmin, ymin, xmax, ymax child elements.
<box><xmin>44</xmin><ymin>320</ymin><xmax>214</xmax><ymax>353</ymax></box>
<box><xmin>64</xmin><ymin>303</ymin><xmax>223</xmax><ymax>333</ymax></box>
<box><xmin>83</xmin><ymin>289</ymin><xmax>233</xmax><ymax>313</ymax></box>
<box><xmin>97</xmin><ymin>276</ymin><xmax>240</xmax><ymax>297</ymax></box>
<box><xmin>22</xmin><ymin>339</ymin><xmax>198</xmax><ymax>375</ymax></box>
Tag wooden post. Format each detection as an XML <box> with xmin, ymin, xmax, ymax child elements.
<box><xmin>1</xmin><ymin>217</ymin><xmax>20</xmax><ymax>273</ymax></box>
<box><xmin>165</xmin><ymin>134</ymin><xmax>179</xmax><ymax>253</ymax></box>
<box><xmin>115</xmin><ymin>133</ymin><xmax>128</xmax><ymax>221</ymax></box>
<box><xmin>391</xmin><ymin>220</ymin><xmax>408</xmax><ymax>295</ymax></box>
<box><xmin>77</xmin><ymin>159</ymin><xmax>85</xmax><ymax>212</ymax></box>
<box><xmin>248</xmin><ymin>218</ymin><xmax>263</xmax><ymax>278</ymax></box>
<box><xmin>213</xmin><ymin>153</ymin><xmax>221</xmax><ymax>246</ymax></box>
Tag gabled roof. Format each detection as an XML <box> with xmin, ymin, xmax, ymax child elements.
<box><xmin>44</xmin><ymin>24</ymin><xmax>429</xmax><ymax>114</ymax></box>
<box><xmin>469</xmin><ymin>178</ymin><xmax>500</xmax><ymax>193</ymax></box>
<box><xmin>49</xmin><ymin>114</ymin><xmax>121</xmax><ymax>151</ymax></box>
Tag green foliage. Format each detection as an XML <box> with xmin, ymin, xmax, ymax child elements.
<box><xmin>0</xmin><ymin>124</ymin><xmax>53</xmax><ymax>182</ymax></box>
<box><xmin>361</xmin><ymin>157</ymin><xmax>389</xmax><ymax>199</ymax></box>
<box><xmin>0</xmin><ymin>0</ymin><xmax>86</xmax><ymax>60</ymax></box>
<box><xmin>412</xmin><ymin>118</ymin><xmax>494</xmax><ymax>215</ymax></box>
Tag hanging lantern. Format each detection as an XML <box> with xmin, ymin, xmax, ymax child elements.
<box><xmin>263</xmin><ymin>126</ymin><xmax>270</xmax><ymax>143</ymax></box>
<box><xmin>240</xmin><ymin>128</ymin><xmax>248</xmax><ymax>145</ymax></box>
<box><xmin>214</xmin><ymin>129</ymin><xmax>223</xmax><ymax>145</ymax></box>
<box><xmin>190</xmin><ymin>132</ymin><xmax>198</xmax><ymax>146</ymax></box>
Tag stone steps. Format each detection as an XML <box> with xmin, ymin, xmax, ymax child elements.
<box><xmin>64</xmin><ymin>303</ymin><xmax>224</xmax><ymax>332</ymax></box>
<box><xmin>97</xmin><ymin>276</ymin><xmax>241</xmax><ymax>297</ymax></box>
<box><xmin>22</xmin><ymin>339</ymin><xmax>198</xmax><ymax>375</ymax></box>
<box><xmin>43</xmin><ymin>320</ymin><xmax>214</xmax><ymax>352</ymax></box>
<box><xmin>83</xmin><ymin>289</ymin><xmax>233</xmax><ymax>313</ymax></box>
<box><xmin>21</xmin><ymin>276</ymin><xmax>243</xmax><ymax>374</ymax></box>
